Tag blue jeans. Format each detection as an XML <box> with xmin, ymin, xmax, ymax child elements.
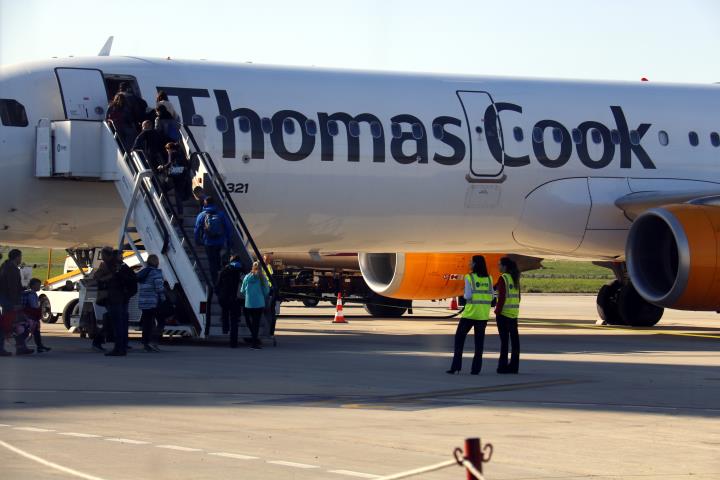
<box><xmin>108</xmin><ymin>302</ymin><xmax>129</xmax><ymax>353</ymax></box>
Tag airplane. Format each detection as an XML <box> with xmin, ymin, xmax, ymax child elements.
<box><xmin>2</xmin><ymin>46</ymin><xmax>720</xmax><ymax>329</ymax></box>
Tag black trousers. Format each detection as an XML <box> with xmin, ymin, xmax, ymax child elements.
<box><xmin>140</xmin><ymin>308</ymin><xmax>162</xmax><ymax>346</ymax></box>
<box><xmin>244</xmin><ymin>307</ymin><xmax>263</xmax><ymax>345</ymax></box>
<box><xmin>496</xmin><ymin>314</ymin><xmax>520</xmax><ymax>372</ymax></box>
<box><xmin>222</xmin><ymin>299</ymin><xmax>243</xmax><ymax>347</ymax></box>
<box><xmin>450</xmin><ymin>318</ymin><xmax>487</xmax><ymax>373</ymax></box>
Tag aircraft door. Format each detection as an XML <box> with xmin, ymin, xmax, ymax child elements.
<box><xmin>457</xmin><ymin>90</ymin><xmax>505</xmax><ymax>178</ymax></box>
<box><xmin>55</xmin><ymin>68</ymin><xmax>108</xmax><ymax>120</ymax></box>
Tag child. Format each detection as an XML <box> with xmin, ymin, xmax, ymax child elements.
<box><xmin>22</xmin><ymin>278</ymin><xmax>51</xmax><ymax>353</ymax></box>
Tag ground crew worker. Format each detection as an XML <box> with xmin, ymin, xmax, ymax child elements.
<box><xmin>495</xmin><ymin>257</ymin><xmax>521</xmax><ymax>374</ymax></box>
<box><xmin>447</xmin><ymin>255</ymin><xmax>493</xmax><ymax>375</ymax></box>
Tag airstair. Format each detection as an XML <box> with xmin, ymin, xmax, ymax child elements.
<box><xmin>35</xmin><ymin>118</ymin><xmax>277</xmax><ymax>342</ymax></box>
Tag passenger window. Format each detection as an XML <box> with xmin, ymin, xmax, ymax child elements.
<box><xmin>591</xmin><ymin>129</ymin><xmax>602</xmax><ymax>144</ymax></box>
<box><xmin>0</xmin><ymin>99</ymin><xmax>29</xmax><ymax>127</ymax></box>
<box><xmin>571</xmin><ymin>128</ymin><xmax>581</xmax><ymax>144</ymax></box>
<box><xmin>552</xmin><ymin>128</ymin><xmax>563</xmax><ymax>143</ymax></box>
<box><xmin>711</xmin><ymin>132</ymin><xmax>720</xmax><ymax>147</ymax></box>
<box><xmin>475</xmin><ymin>126</ymin><xmax>483</xmax><ymax>135</ymax></box>
<box><xmin>658</xmin><ymin>130</ymin><xmax>669</xmax><ymax>146</ymax></box>
<box><xmin>610</xmin><ymin>130</ymin><xmax>620</xmax><ymax>145</ymax></box>
<box><xmin>261</xmin><ymin>117</ymin><xmax>273</xmax><ymax>134</ymax></box>
<box><xmin>629</xmin><ymin>130</ymin><xmax>640</xmax><ymax>146</ymax></box>
<box><xmin>327</xmin><ymin>120</ymin><xmax>339</xmax><ymax>136</ymax></box>
<box><xmin>283</xmin><ymin>118</ymin><xmax>295</xmax><ymax>134</ymax></box>
<box><xmin>391</xmin><ymin>123</ymin><xmax>402</xmax><ymax>139</ymax></box>
<box><xmin>371</xmin><ymin>121</ymin><xmax>383</xmax><ymax>139</ymax></box>
<box><xmin>532</xmin><ymin>127</ymin><xmax>543</xmax><ymax>143</ymax></box>
<box><xmin>348</xmin><ymin>120</ymin><xmax>360</xmax><ymax>138</ymax></box>
<box><xmin>305</xmin><ymin>119</ymin><xmax>317</xmax><ymax>135</ymax></box>
<box><xmin>411</xmin><ymin>123</ymin><xmax>423</xmax><ymax>140</ymax></box>
<box><xmin>513</xmin><ymin>127</ymin><xmax>524</xmax><ymax>142</ymax></box>
<box><xmin>238</xmin><ymin>116</ymin><xmax>251</xmax><ymax>133</ymax></box>
<box><xmin>689</xmin><ymin>131</ymin><xmax>699</xmax><ymax>146</ymax></box>
<box><xmin>215</xmin><ymin>115</ymin><xmax>228</xmax><ymax>133</ymax></box>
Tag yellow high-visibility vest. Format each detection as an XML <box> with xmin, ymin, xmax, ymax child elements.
<box><xmin>462</xmin><ymin>274</ymin><xmax>493</xmax><ymax>321</ymax></box>
<box><xmin>500</xmin><ymin>273</ymin><xmax>520</xmax><ymax>319</ymax></box>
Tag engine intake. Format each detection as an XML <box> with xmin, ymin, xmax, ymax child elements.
<box><xmin>626</xmin><ymin>204</ymin><xmax>720</xmax><ymax>310</ymax></box>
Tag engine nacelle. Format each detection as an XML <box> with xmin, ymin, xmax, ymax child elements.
<box><xmin>626</xmin><ymin>204</ymin><xmax>720</xmax><ymax>310</ymax></box>
<box><xmin>358</xmin><ymin>252</ymin><xmax>506</xmax><ymax>300</ymax></box>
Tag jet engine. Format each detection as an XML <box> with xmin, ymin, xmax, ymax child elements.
<box><xmin>358</xmin><ymin>252</ymin><xmax>543</xmax><ymax>300</ymax></box>
<box><xmin>626</xmin><ymin>204</ymin><xmax>720</xmax><ymax>310</ymax></box>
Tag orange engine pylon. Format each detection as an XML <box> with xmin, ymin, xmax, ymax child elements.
<box><xmin>449</xmin><ymin>297</ymin><xmax>459</xmax><ymax>310</ymax></box>
<box><xmin>333</xmin><ymin>293</ymin><xmax>348</xmax><ymax>324</ymax></box>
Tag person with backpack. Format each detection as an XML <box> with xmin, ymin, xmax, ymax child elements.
<box><xmin>0</xmin><ymin>249</ymin><xmax>28</xmax><ymax>356</ymax></box>
<box><xmin>216</xmin><ymin>255</ymin><xmax>246</xmax><ymax>347</ymax></box>
<box><xmin>136</xmin><ymin>254</ymin><xmax>165</xmax><ymax>353</ymax></box>
<box><xmin>155</xmin><ymin>104</ymin><xmax>180</xmax><ymax>142</ymax></box>
<box><xmin>157</xmin><ymin>142</ymin><xmax>190</xmax><ymax>215</ymax></box>
<box><xmin>194</xmin><ymin>196</ymin><xmax>233</xmax><ymax>284</ymax></box>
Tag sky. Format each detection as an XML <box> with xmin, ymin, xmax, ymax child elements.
<box><xmin>1</xmin><ymin>0</ymin><xmax>719</xmax><ymax>84</ymax></box>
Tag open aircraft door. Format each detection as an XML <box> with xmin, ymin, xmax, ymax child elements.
<box><xmin>55</xmin><ymin>68</ymin><xmax>108</xmax><ymax>120</ymax></box>
<box><xmin>457</xmin><ymin>90</ymin><xmax>506</xmax><ymax>180</ymax></box>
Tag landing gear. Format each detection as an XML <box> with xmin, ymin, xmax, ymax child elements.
<box><xmin>364</xmin><ymin>295</ymin><xmax>411</xmax><ymax>318</ymax></box>
<box><xmin>596</xmin><ymin>280</ymin><xmax>664</xmax><ymax>327</ymax></box>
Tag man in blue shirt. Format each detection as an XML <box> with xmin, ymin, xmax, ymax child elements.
<box><xmin>194</xmin><ymin>196</ymin><xmax>234</xmax><ymax>284</ymax></box>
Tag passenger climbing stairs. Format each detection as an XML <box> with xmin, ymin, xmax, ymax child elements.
<box><xmin>35</xmin><ymin>118</ymin><xmax>276</xmax><ymax>342</ymax></box>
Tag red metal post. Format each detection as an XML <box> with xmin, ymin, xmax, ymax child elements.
<box><xmin>464</xmin><ymin>437</ymin><xmax>481</xmax><ymax>480</ymax></box>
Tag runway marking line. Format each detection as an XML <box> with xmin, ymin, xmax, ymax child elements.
<box><xmin>0</xmin><ymin>439</ymin><xmax>108</xmax><ymax>480</ymax></box>
<box><xmin>341</xmin><ymin>379</ymin><xmax>580</xmax><ymax>409</ymax></box>
<box><xmin>329</xmin><ymin>469</ymin><xmax>380</xmax><ymax>478</ymax></box>
<box><xmin>58</xmin><ymin>432</ymin><xmax>102</xmax><ymax>438</ymax></box>
<box><xmin>104</xmin><ymin>437</ymin><xmax>149</xmax><ymax>445</ymax></box>
<box><xmin>519</xmin><ymin>319</ymin><xmax>720</xmax><ymax>339</ymax></box>
<box><xmin>156</xmin><ymin>444</ymin><xmax>203</xmax><ymax>452</ymax></box>
<box><xmin>267</xmin><ymin>460</ymin><xmax>320</xmax><ymax>469</ymax></box>
<box><xmin>13</xmin><ymin>427</ymin><xmax>55</xmax><ymax>433</ymax></box>
<box><xmin>0</xmin><ymin>424</ymin><xmax>12</xmax><ymax>427</ymax></box>
<box><xmin>209</xmin><ymin>452</ymin><xmax>258</xmax><ymax>460</ymax></box>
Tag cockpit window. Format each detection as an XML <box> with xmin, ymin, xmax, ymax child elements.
<box><xmin>0</xmin><ymin>99</ymin><xmax>29</xmax><ymax>127</ymax></box>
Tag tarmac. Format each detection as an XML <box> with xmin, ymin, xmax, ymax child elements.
<box><xmin>1</xmin><ymin>295</ymin><xmax>719</xmax><ymax>479</ymax></box>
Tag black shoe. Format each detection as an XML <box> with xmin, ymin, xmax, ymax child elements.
<box><xmin>446</xmin><ymin>369</ymin><xmax>460</xmax><ymax>375</ymax></box>
<box><xmin>0</xmin><ymin>350</ymin><xmax>12</xmax><ymax>357</ymax></box>
<box><xmin>16</xmin><ymin>347</ymin><xmax>34</xmax><ymax>355</ymax></box>
<box><xmin>250</xmin><ymin>343</ymin><xmax>262</xmax><ymax>350</ymax></box>
<box><xmin>105</xmin><ymin>350</ymin><xmax>126</xmax><ymax>357</ymax></box>
<box><xmin>470</xmin><ymin>371</ymin><xmax>480</xmax><ymax>375</ymax></box>
<box><xmin>91</xmin><ymin>345</ymin><xmax>106</xmax><ymax>353</ymax></box>
<box><xmin>36</xmin><ymin>346</ymin><xmax>51</xmax><ymax>353</ymax></box>
<box><xmin>150</xmin><ymin>344</ymin><xmax>161</xmax><ymax>352</ymax></box>
<box><xmin>143</xmin><ymin>345</ymin><xmax>155</xmax><ymax>353</ymax></box>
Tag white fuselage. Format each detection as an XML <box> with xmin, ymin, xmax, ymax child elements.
<box><xmin>1</xmin><ymin>57</ymin><xmax>719</xmax><ymax>257</ymax></box>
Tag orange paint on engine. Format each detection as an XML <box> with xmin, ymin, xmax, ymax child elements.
<box><xmin>385</xmin><ymin>253</ymin><xmax>505</xmax><ymax>300</ymax></box>
<box><xmin>666</xmin><ymin>204</ymin><xmax>720</xmax><ymax>310</ymax></box>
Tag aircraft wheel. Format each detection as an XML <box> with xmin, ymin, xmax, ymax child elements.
<box><xmin>302</xmin><ymin>297</ymin><xmax>320</xmax><ymax>308</ymax></box>
<box><xmin>62</xmin><ymin>299</ymin><xmax>79</xmax><ymax>331</ymax></box>
<box><xmin>40</xmin><ymin>296</ymin><xmax>59</xmax><ymax>323</ymax></box>
<box><xmin>596</xmin><ymin>281</ymin><xmax>624</xmax><ymax>325</ymax></box>
<box><xmin>618</xmin><ymin>283</ymin><xmax>664</xmax><ymax>327</ymax></box>
<box><xmin>364</xmin><ymin>296</ymin><xmax>410</xmax><ymax>318</ymax></box>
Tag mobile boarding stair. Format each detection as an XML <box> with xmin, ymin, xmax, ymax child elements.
<box><xmin>35</xmin><ymin>118</ymin><xmax>278</xmax><ymax>343</ymax></box>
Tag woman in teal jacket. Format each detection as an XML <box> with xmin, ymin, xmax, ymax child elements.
<box><xmin>240</xmin><ymin>262</ymin><xmax>269</xmax><ymax>349</ymax></box>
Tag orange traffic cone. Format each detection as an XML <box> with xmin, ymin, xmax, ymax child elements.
<box><xmin>449</xmin><ymin>297</ymin><xmax>459</xmax><ymax>310</ymax></box>
<box><xmin>333</xmin><ymin>293</ymin><xmax>348</xmax><ymax>324</ymax></box>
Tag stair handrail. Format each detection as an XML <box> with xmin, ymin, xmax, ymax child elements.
<box><xmin>104</xmin><ymin>121</ymin><xmax>215</xmax><ymax>335</ymax></box>
<box><xmin>181</xmin><ymin>125</ymin><xmax>275</xmax><ymax>288</ymax></box>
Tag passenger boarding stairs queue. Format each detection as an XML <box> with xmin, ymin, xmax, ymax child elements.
<box><xmin>35</xmin><ymin>118</ymin><xmax>277</xmax><ymax>342</ymax></box>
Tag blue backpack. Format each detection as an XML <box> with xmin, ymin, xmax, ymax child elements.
<box><xmin>204</xmin><ymin>212</ymin><xmax>225</xmax><ymax>239</ymax></box>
